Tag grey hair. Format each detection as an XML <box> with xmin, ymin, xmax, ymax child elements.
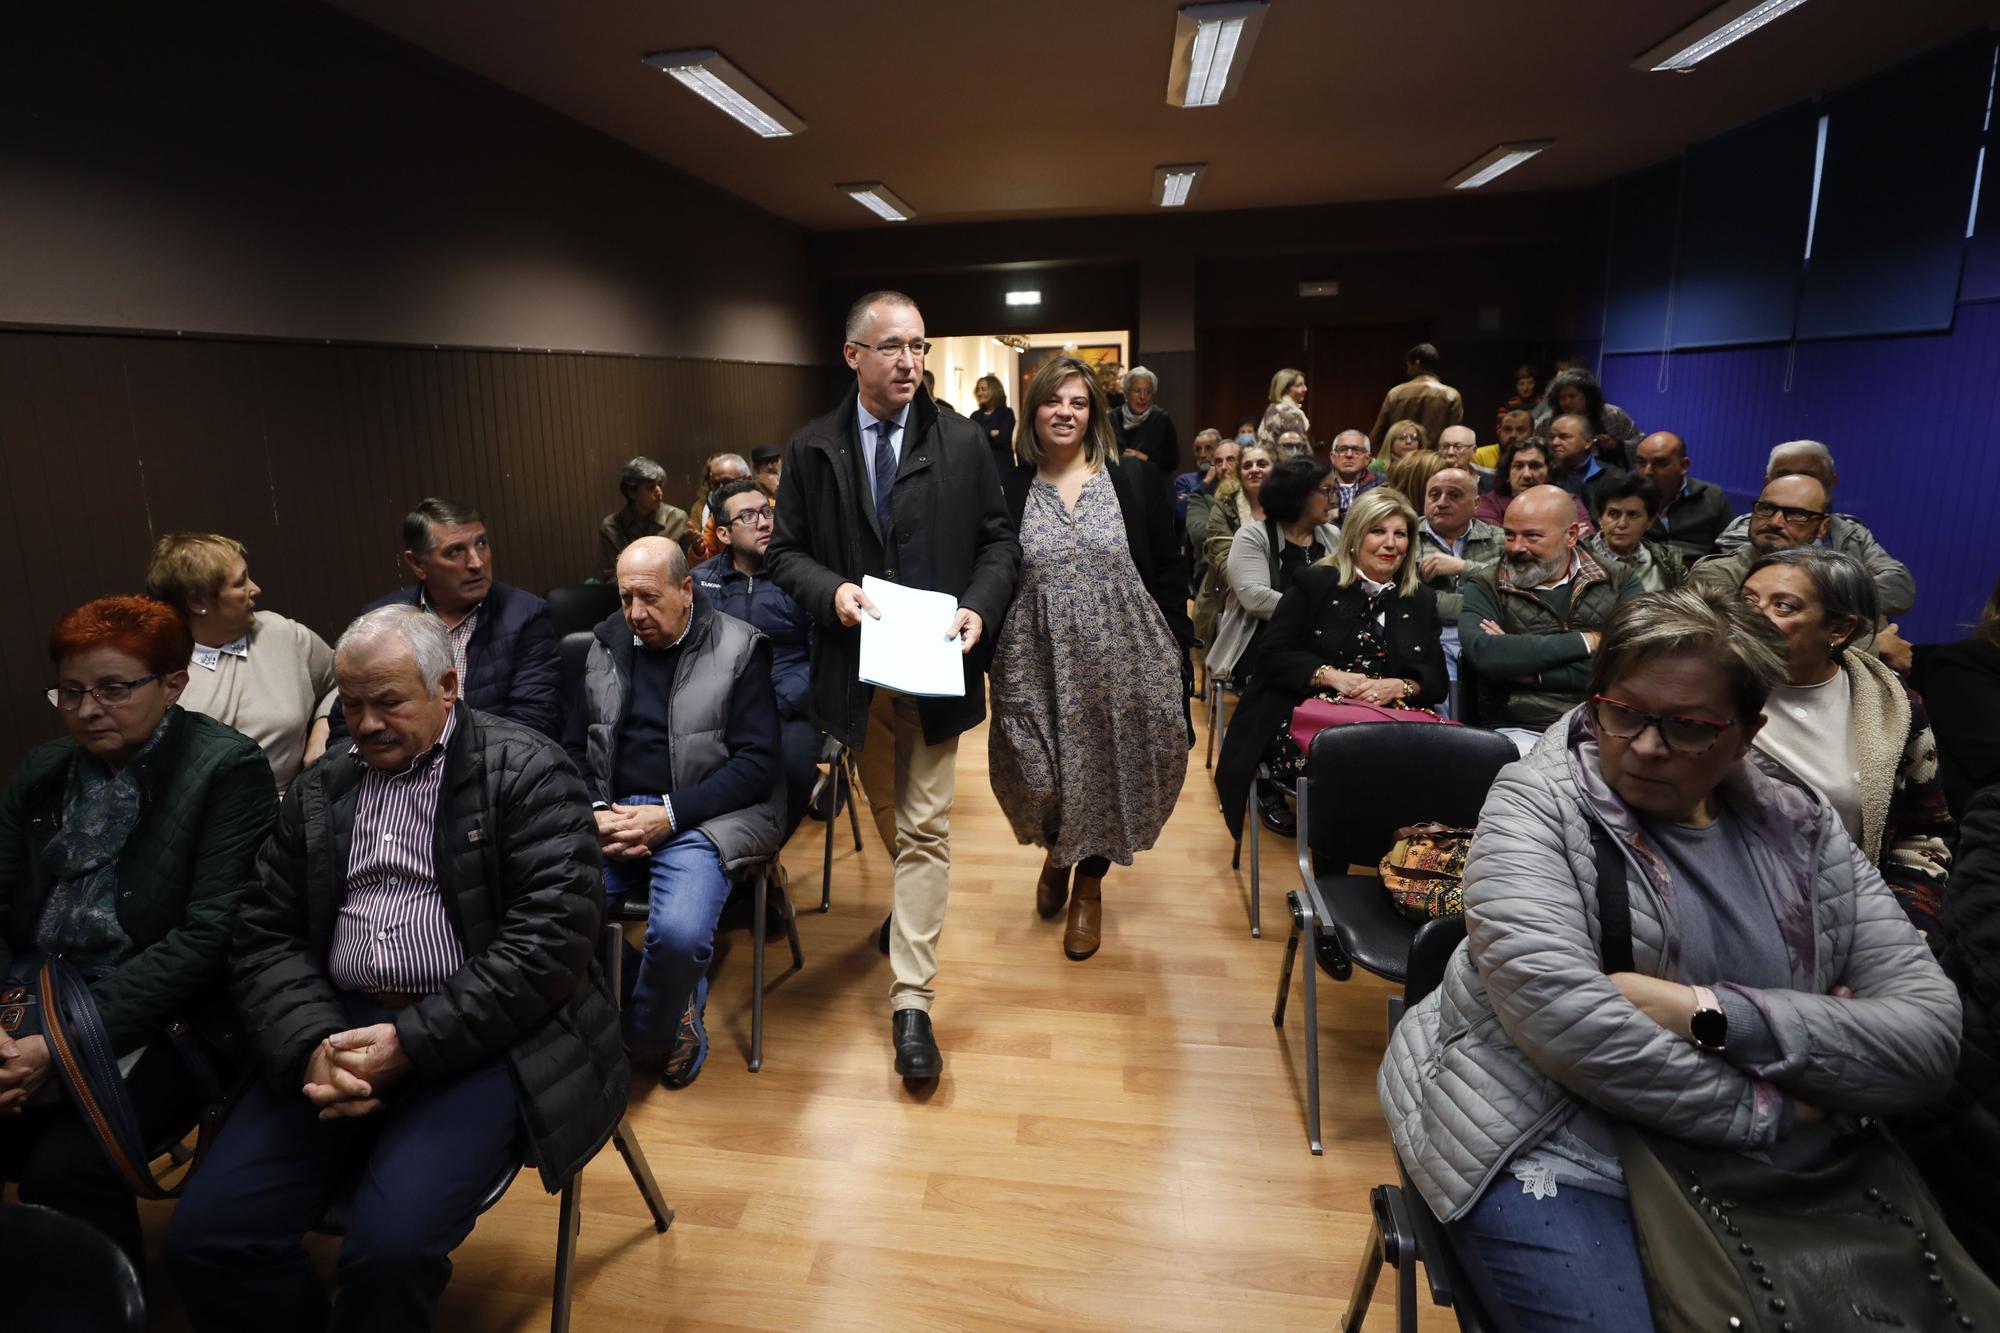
<box><xmin>1332</xmin><ymin>428</ymin><xmax>1370</xmax><ymax>450</ymax></box>
<box><xmin>1193</xmin><ymin>428</ymin><xmax>1223</xmax><ymax>445</ymax></box>
<box><xmin>618</xmin><ymin>455</ymin><xmax>666</xmax><ymax>499</ymax></box>
<box><xmin>1589</xmin><ymin>586</ymin><xmax>1788</xmax><ymax>725</ymax></box>
<box><xmin>1125</xmin><ymin>365</ymin><xmax>1158</xmax><ymax>390</ymax></box>
<box><xmin>844</xmin><ymin>289</ymin><xmax>919</xmax><ymax>343</ymax></box>
<box><xmin>334</xmin><ymin>604</ymin><xmax>455</xmax><ymax>697</ymax></box>
<box><xmin>1767</xmin><ymin>439</ymin><xmax>1834</xmax><ymax>480</ymax></box>
<box><xmin>1746</xmin><ymin>546</ymin><xmax>1879</xmax><ymax>653</ymax></box>
<box><xmin>704</xmin><ymin>452</ymin><xmax>751</xmax><ymax>480</ymax></box>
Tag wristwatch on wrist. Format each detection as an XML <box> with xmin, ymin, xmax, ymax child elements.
<box><xmin>1689</xmin><ymin>984</ymin><xmax>1728</xmax><ymax>1051</ymax></box>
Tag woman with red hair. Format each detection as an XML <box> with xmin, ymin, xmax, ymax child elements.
<box><xmin>0</xmin><ymin>596</ymin><xmax>274</xmax><ymax>1267</ymax></box>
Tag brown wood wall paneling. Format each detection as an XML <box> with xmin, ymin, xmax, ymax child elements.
<box><xmin>0</xmin><ymin>330</ymin><xmax>829</xmax><ymax>769</ymax></box>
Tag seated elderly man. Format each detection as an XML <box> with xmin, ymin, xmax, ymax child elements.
<box><xmin>1327</xmin><ymin>429</ymin><xmax>1382</xmax><ymax>522</ymax></box>
<box><xmin>167</xmin><ymin>606</ymin><xmax>622</xmax><ymax>1333</ymax></box>
<box><xmin>1459</xmin><ymin>483</ymin><xmax>1642</xmax><ymax>753</ymax></box>
<box><xmin>1174</xmin><ymin>428</ymin><xmax>1221</xmax><ymax>520</ymax></box>
<box><xmin>1586</xmin><ymin>472</ymin><xmax>1688</xmax><ymax>592</ymax></box>
<box><xmin>1690</xmin><ymin>473</ymin><xmax>1899</xmax><ymax>651</ymax></box>
<box><xmin>330</xmin><ymin>498</ymin><xmax>560</xmax><ymax>743</ymax></box>
<box><xmin>599</xmin><ymin>455</ymin><xmax>691</xmax><ymax>580</ymax></box>
<box><xmin>695</xmin><ymin>480</ymin><xmax>817</xmax><ymax>839</ymax></box>
<box><xmin>690</xmin><ymin>452</ymin><xmax>754</xmax><ymax>560</ymax></box>
<box><xmin>1415</xmin><ymin>466</ymin><xmax>1502</xmax><ymax>711</ymax></box>
<box><xmin>751</xmin><ymin>443</ymin><xmax>784</xmax><ymax>499</ymax></box>
<box><xmin>1632</xmin><ymin>430</ymin><xmax>1732</xmax><ymax>554</ymax></box>
<box><xmin>1713</xmin><ymin>439</ymin><xmax>1916</xmax><ymax>616</ymax></box>
<box><xmin>1435</xmin><ymin>423</ymin><xmax>1479</xmax><ymax>475</ymax></box>
<box><xmin>568</xmin><ymin>536</ymin><xmax>782</xmax><ymax>1087</ymax></box>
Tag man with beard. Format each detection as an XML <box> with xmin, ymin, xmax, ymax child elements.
<box><xmin>1458</xmin><ymin>484</ymin><xmax>1642</xmax><ymax>753</ymax></box>
<box><xmin>1471</xmin><ymin>407</ymin><xmax>1535</xmax><ymax>483</ymax></box>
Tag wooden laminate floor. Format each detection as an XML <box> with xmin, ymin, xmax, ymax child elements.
<box><xmin>140</xmin><ymin>706</ymin><xmax>1453</xmax><ymax>1331</ymax></box>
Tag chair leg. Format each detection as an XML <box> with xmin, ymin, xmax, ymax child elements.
<box><xmin>1304</xmin><ymin>921</ymin><xmax>1323</xmax><ymax>1156</ymax></box>
<box><xmin>1248</xmin><ymin>784</ymin><xmax>1261</xmax><ymax>939</ymax></box>
<box><xmin>550</xmin><ymin>1170</ymin><xmax>581</xmax><ymax>1333</ymax></box>
<box><xmin>612</xmin><ymin>1116</ymin><xmax>674</xmax><ymax>1233</ymax></box>
<box><xmin>843</xmin><ymin>755</ymin><xmax>863</xmax><ymax>852</ymax></box>
<box><xmin>1273</xmin><ymin>894</ymin><xmax>1302</xmax><ymax>1027</ymax></box>
<box><xmin>1338</xmin><ymin>1212</ymin><xmax>1387</xmax><ymax>1333</ymax></box>
<box><xmin>750</xmin><ymin>864</ymin><xmax>767</xmax><ymax>1073</ymax></box>
<box><xmin>1204</xmin><ymin>680</ymin><xmax>1218</xmax><ymax>770</ymax></box>
<box><xmin>820</xmin><ymin>755</ymin><xmax>837</xmax><ymax>913</ymax></box>
<box><xmin>778</xmin><ymin>866</ymin><xmax>805</xmax><ymax>971</ymax></box>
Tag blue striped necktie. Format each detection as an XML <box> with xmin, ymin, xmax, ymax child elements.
<box><xmin>873</xmin><ymin>418</ymin><xmax>898</xmax><ymax>537</ymax></box>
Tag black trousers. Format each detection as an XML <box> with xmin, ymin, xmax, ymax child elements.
<box><xmin>779</xmin><ymin>714</ymin><xmax>821</xmax><ymax>840</ymax></box>
<box><xmin>0</xmin><ymin>1041</ymin><xmax>201</xmax><ymax>1271</ymax></box>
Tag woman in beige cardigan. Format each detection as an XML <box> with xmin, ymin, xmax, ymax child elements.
<box><xmin>1196</xmin><ymin>442</ymin><xmax>1274</xmax><ymax>651</ymax></box>
<box><xmin>146</xmin><ymin>533</ymin><xmax>337</xmax><ymax>796</ymax></box>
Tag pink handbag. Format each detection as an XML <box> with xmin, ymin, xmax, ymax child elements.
<box><xmin>1288</xmin><ymin>697</ymin><xmax>1454</xmax><ymax>752</ymax></box>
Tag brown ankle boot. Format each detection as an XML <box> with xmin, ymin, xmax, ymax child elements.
<box><xmin>1064</xmin><ymin>876</ymin><xmax>1102</xmax><ymax>961</ymax></box>
<box><xmin>1036</xmin><ymin>857</ymin><xmax>1071</xmax><ymax>919</ymax></box>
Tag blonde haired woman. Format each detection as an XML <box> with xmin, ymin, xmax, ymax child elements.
<box><xmin>1377</xmin><ymin>418</ymin><xmax>1430</xmax><ymax>465</ymax></box>
<box><xmin>991</xmin><ymin>357</ymin><xmax>1191</xmax><ymax>961</ymax></box>
<box><xmin>145</xmin><ymin>533</ymin><xmax>336</xmax><ymax>796</ymax></box>
<box><xmin>1258</xmin><ymin>368</ymin><xmax>1311</xmax><ymax>448</ymax></box>
<box><xmin>969</xmin><ymin>372</ymin><xmax>1016</xmax><ymax>474</ymax></box>
<box><xmin>1213</xmin><ymin>487</ymin><xmax>1446</xmax><ymax>840</ymax></box>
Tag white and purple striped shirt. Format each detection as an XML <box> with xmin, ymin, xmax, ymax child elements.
<box><xmin>328</xmin><ymin>712</ymin><xmax>465</xmax><ymax>993</ymax></box>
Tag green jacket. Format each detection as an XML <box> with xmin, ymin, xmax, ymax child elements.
<box><xmin>0</xmin><ymin>707</ymin><xmax>275</xmax><ymax>1055</ymax></box>
<box><xmin>1459</xmin><ymin>547</ymin><xmax>1641</xmax><ymax>727</ymax></box>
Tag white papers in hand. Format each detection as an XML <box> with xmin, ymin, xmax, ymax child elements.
<box><xmin>857</xmin><ymin>576</ymin><xmax>966</xmax><ymax>698</ymax></box>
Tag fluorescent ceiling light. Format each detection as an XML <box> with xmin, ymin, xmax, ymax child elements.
<box><xmin>836</xmin><ymin>182</ymin><xmax>914</xmax><ymax>222</ymax></box>
<box><xmin>1634</xmin><ymin>0</ymin><xmax>1814</xmax><ymax>74</ymax></box>
<box><xmin>1445</xmin><ymin>141</ymin><xmax>1553</xmax><ymax>190</ymax></box>
<box><xmin>1166</xmin><ymin>2</ymin><xmax>1269</xmax><ymax>108</ymax></box>
<box><xmin>1153</xmin><ymin>163</ymin><xmax>1206</xmax><ymax>207</ymax></box>
<box><xmin>641</xmin><ymin>48</ymin><xmax>805</xmax><ymax>137</ymax></box>
<box><xmin>1004</xmin><ymin>291</ymin><xmax>1041</xmax><ymax>306</ymax></box>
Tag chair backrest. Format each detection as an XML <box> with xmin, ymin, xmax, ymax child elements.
<box><xmin>1303</xmin><ymin>722</ymin><xmax>1519</xmax><ymax>871</ymax></box>
<box><xmin>0</xmin><ymin>1203</ymin><xmax>144</xmax><ymax>1331</ymax></box>
<box><xmin>547</xmin><ymin>581</ymin><xmax>621</xmax><ymax>640</ymax></box>
<box><xmin>559</xmin><ymin>630</ymin><xmax>594</xmax><ymax>706</ymax></box>
<box><xmin>1403</xmin><ymin>915</ymin><xmax>1468</xmax><ymax>1010</ymax></box>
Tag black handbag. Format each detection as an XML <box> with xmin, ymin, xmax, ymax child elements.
<box><xmin>1</xmin><ymin>953</ymin><xmax>225</xmax><ymax>1199</ymax></box>
<box><xmin>1590</xmin><ymin>823</ymin><xmax>2000</xmax><ymax>1332</ymax></box>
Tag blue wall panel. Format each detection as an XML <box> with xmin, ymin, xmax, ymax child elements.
<box><xmin>1601</xmin><ymin>160</ymin><xmax>1683</xmax><ymax>354</ymax></box>
<box><xmin>1671</xmin><ymin>107</ymin><xmax>1816</xmax><ymax>348</ymax></box>
<box><xmin>1600</xmin><ymin>300</ymin><xmax>2000</xmax><ymax>642</ymax></box>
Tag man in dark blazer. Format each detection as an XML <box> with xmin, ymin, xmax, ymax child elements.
<box><xmin>766</xmin><ymin>290</ymin><xmax>1019</xmax><ymax>1080</ymax></box>
<box><xmin>326</xmin><ymin>498</ymin><xmax>561</xmax><ymax>743</ymax></box>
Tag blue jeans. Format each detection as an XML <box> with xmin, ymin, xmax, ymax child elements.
<box><xmin>1446</xmin><ymin>1175</ymin><xmax>1655</xmax><ymax>1333</ymax></box>
<box><xmin>600</xmin><ymin>801</ymin><xmax>731</xmax><ymax>1053</ymax></box>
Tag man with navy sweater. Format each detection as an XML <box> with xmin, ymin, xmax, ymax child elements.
<box><xmin>565</xmin><ymin>536</ymin><xmax>783</xmax><ymax>1088</ymax></box>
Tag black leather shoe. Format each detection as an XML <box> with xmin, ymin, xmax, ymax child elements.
<box><xmin>1258</xmin><ymin>783</ymin><xmax>1297</xmax><ymax>838</ymax></box>
<box><xmin>877</xmin><ymin>912</ymin><xmax>892</xmax><ymax>955</ymax></box>
<box><xmin>893</xmin><ymin>1010</ymin><xmax>942</xmax><ymax>1079</ymax></box>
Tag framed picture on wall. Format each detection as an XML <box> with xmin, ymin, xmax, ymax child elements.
<box><xmin>1019</xmin><ymin>343</ymin><xmax>1122</xmax><ymax>405</ymax></box>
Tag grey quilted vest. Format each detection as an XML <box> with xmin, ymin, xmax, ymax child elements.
<box><xmin>580</xmin><ymin>603</ymin><xmax>784</xmax><ymax>871</ymax></box>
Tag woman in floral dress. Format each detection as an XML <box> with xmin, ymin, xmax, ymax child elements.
<box><xmin>991</xmin><ymin>357</ymin><xmax>1192</xmax><ymax>961</ymax></box>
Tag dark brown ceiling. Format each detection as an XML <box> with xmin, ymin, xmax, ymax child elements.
<box><xmin>327</xmin><ymin>0</ymin><xmax>1999</xmax><ymax>231</ymax></box>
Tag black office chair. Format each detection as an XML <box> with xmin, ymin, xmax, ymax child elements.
<box><xmin>816</xmin><ymin>735</ymin><xmax>864</xmax><ymax>913</ymax></box>
<box><xmin>316</xmin><ymin>922</ymin><xmax>672</xmax><ymax>1333</ymax></box>
<box><xmin>1272</xmin><ymin>721</ymin><xmax>1516</xmax><ymax>1153</ymax></box>
<box><xmin>1339</xmin><ymin>917</ymin><xmax>1498</xmax><ymax>1333</ymax></box>
<box><xmin>546</xmin><ymin>582</ymin><xmax>620</xmax><ymax>641</ymax></box>
<box><xmin>0</xmin><ymin>1203</ymin><xmax>145</xmax><ymax>1331</ymax></box>
<box><xmin>618</xmin><ymin>856</ymin><xmax>803</xmax><ymax>1073</ymax></box>
<box><xmin>558</xmin><ymin>630</ymin><xmax>593</xmax><ymax>703</ymax></box>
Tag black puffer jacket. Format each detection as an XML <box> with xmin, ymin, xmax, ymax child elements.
<box><xmin>232</xmin><ymin>705</ymin><xmax>623</xmax><ymax>1191</ymax></box>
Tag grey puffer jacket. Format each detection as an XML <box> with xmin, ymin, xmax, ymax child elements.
<box><xmin>1379</xmin><ymin>706</ymin><xmax>1962</xmax><ymax>1222</ymax></box>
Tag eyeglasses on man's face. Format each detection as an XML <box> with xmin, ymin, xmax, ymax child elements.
<box><xmin>727</xmin><ymin>505</ymin><xmax>774</xmax><ymax>528</ymax></box>
<box><xmin>47</xmin><ymin>674</ymin><xmax>166</xmax><ymax>711</ymax></box>
<box><xmin>1591</xmin><ymin>694</ymin><xmax>1737</xmax><ymax>755</ymax></box>
<box><xmin>1332</xmin><ymin>444</ymin><xmax>1369</xmax><ymax>457</ymax></box>
<box><xmin>1750</xmin><ymin>500</ymin><xmax>1829</xmax><ymax>526</ymax></box>
<box><xmin>849</xmin><ymin>340</ymin><xmax>931</xmax><ymax>362</ymax></box>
